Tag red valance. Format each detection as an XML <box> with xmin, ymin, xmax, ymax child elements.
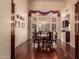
<box><xmin>29</xmin><ymin>10</ymin><xmax>60</xmax><ymax>17</ymax></box>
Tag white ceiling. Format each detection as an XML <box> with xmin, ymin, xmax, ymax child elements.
<box><xmin>29</xmin><ymin>0</ymin><xmax>65</xmax><ymax>2</ymax></box>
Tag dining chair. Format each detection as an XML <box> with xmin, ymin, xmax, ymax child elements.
<box><xmin>53</xmin><ymin>32</ymin><xmax>57</xmax><ymax>49</ymax></box>
<box><xmin>32</xmin><ymin>32</ymin><xmax>40</xmax><ymax>48</ymax></box>
<box><xmin>46</xmin><ymin>32</ymin><xmax>53</xmax><ymax>50</ymax></box>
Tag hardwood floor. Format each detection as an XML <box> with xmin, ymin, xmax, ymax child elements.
<box><xmin>31</xmin><ymin>48</ymin><xmax>59</xmax><ymax>59</ymax></box>
<box><xmin>15</xmin><ymin>40</ymin><xmax>75</xmax><ymax>59</ymax></box>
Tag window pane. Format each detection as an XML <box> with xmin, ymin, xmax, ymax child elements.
<box><xmin>52</xmin><ymin>18</ymin><xmax>56</xmax><ymax>22</ymax></box>
<box><xmin>52</xmin><ymin>24</ymin><xmax>56</xmax><ymax>31</ymax></box>
<box><xmin>32</xmin><ymin>24</ymin><xmax>37</xmax><ymax>32</ymax></box>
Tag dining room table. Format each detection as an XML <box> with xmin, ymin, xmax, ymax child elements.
<box><xmin>33</xmin><ymin>31</ymin><xmax>57</xmax><ymax>50</ymax></box>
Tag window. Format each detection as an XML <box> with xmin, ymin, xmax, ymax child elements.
<box><xmin>32</xmin><ymin>17</ymin><xmax>37</xmax><ymax>22</ymax></box>
<box><xmin>52</xmin><ymin>24</ymin><xmax>56</xmax><ymax>31</ymax></box>
<box><xmin>52</xmin><ymin>18</ymin><xmax>56</xmax><ymax>22</ymax></box>
<box><xmin>32</xmin><ymin>24</ymin><xmax>37</xmax><ymax>32</ymax></box>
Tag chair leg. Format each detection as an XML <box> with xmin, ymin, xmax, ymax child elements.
<box><xmin>42</xmin><ymin>42</ymin><xmax>44</xmax><ymax>50</ymax></box>
<box><xmin>49</xmin><ymin>43</ymin><xmax>51</xmax><ymax>50</ymax></box>
<box><xmin>34</xmin><ymin>42</ymin><xmax>35</xmax><ymax>48</ymax></box>
<box><xmin>38</xmin><ymin>42</ymin><xmax>40</xmax><ymax>48</ymax></box>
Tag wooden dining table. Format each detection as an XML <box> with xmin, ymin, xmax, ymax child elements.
<box><xmin>33</xmin><ymin>32</ymin><xmax>55</xmax><ymax>50</ymax></box>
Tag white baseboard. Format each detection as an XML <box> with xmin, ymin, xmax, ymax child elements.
<box><xmin>0</xmin><ymin>56</ymin><xmax>10</xmax><ymax>59</ymax></box>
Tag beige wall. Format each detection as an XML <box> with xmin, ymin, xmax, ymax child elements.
<box><xmin>0</xmin><ymin>0</ymin><xmax>28</xmax><ymax>58</ymax></box>
<box><xmin>29</xmin><ymin>1</ymin><xmax>65</xmax><ymax>11</ymax></box>
<box><xmin>61</xmin><ymin>0</ymin><xmax>77</xmax><ymax>48</ymax></box>
<box><xmin>0</xmin><ymin>0</ymin><xmax>11</xmax><ymax>59</ymax></box>
<box><xmin>14</xmin><ymin>0</ymin><xmax>28</xmax><ymax>47</ymax></box>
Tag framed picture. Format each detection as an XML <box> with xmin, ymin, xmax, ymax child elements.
<box><xmin>38</xmin><ymin>23</ymin><xmax>50</xmax><ymax>32</ymax></box>
<box><xmin>21</xmin><ymin>23</ymin><xmax>25</xmax><ymax>28</ymax></box>
<box><xmin>16</xmin><ymin>14</ymin><xmax>19</xmax><ymax>18</ymax></box>
<box><xmin>20</xmin><ymin>16</ymin><xmax>22</xmax><ymax>20</ymax></box>
<box><xmin>15</xmin><ymin>21</ymin><xmax>20</xmax><ymax>28</ymax></box>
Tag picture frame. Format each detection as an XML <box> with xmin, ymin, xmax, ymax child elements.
<box><xmin>21</xmin><ymin>23</ymin><xmax>25</xmax><ymax>28</ymax></box>
<box><xmin>15</xmin><ymin>21</ymin><xmax>20</xmax><ymax>28</ymax></box>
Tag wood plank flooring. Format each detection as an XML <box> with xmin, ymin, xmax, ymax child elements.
<box><xmin>15</xmin><ymin>40</ymin><xmax>75</xmax><ymax>59</ymax></box>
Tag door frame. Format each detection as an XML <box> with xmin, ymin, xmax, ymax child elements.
<box><xmin>75</xmin><ymin>2</ymin><xmax>79</xmax><ymax>59</ymax></box>
<box><xmin>11</xmin><ymin>0</ymin><xmax>15</xmax><ymax>59</ymax></box>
